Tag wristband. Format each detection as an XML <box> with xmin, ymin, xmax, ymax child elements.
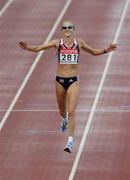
<box><xmin>104</xmin><ymin>49</ymin><xmax>108</xmax><ymax>53</ymax></box>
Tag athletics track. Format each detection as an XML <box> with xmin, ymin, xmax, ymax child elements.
<box><xmin>0</xmin><ymin>0</ymin><xmax>130</xmax><ymax>179</ymax></box>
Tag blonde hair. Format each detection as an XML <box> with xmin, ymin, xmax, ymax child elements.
<box><xmin>61</xmin><ymin>20</ymin><xmax>75</xmax><ymax>29</ymax></box>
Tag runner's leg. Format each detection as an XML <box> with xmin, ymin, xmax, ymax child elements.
<box><xmin>64</xmin><ymin>81</ymin><xmax>80</xmax><ymax>152</ymax></box>
<box><xmin>55</xmin><ymin>81</ymin><xmax>67</xmax><ymax>118</ymax></box>
<box><xmin>67</xmin><ymin>81</ymin><xmax>80</xmax><ymax>137</ymax></box>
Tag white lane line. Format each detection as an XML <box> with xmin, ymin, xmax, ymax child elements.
<box><xmin>0</xmin><ymin>0</ymin><xmax>14</xmax><ymax>17</ymax></box>
<box><xmin>68</xmin><ymin>0</ymin><xmax>130</xmax><ymax>179</ymax></box>
<box><xmin>0</xmin><ymin>109</ymin><xmax>130</xmax><ymax>112</ymax></box>
<box><xmin>0</xmin><ymin>0</ymin><xmax>72</xmax><ymax>130</ymax></box>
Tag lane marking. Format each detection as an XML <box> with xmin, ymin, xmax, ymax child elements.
<box><xmin>0</xmin><ymin>0</ymin><xmax>14</xmax><ymax>17</ymax></box>
<box><xmin>0</xmin><ymin>0</ymin><xmax>73</xmax><ymax>130</ymax></box>
<box><xmin>0</xmin><ymin>109</ymin><xmax>130</xmax><ymax>112</ymax></box>
<box><xmin>68</xmin><ymin>0</ymin><xmax>130</xmax><ymax>179</ymax></box>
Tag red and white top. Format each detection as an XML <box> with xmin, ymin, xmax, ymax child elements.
<box><xmin>57</xmin><ymin>38</ymin><xmax>80</xmax><ymax>64</ymax></box>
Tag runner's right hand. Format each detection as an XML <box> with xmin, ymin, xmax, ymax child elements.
<box><xmin>19</xmin><ymin>41</ymin><xmax>27</xmax><ymax>50</ymax></box>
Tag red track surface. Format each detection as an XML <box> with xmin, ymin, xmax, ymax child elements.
<box><xmin>0</xmin><ymin>0</ymin><xmax>130</xmax><ymax>180</ymax></box>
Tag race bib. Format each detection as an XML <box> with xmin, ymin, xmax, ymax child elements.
<box><xmin>59</xmin><ymin>49</ymin><xmax>79</xmax><ymax>64</ymax></box>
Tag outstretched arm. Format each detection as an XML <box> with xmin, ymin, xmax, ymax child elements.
<box><xmin>19</xmin><ymin>39</ymin><xmax>59</xmax><ymax>52</ymax></box>
<box><xmin>79</xmin><ymin>39</ymin><xmax>117</xmax><ymax>56</ymax></box>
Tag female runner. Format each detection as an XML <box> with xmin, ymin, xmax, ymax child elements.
<box><xmin>19</xmin><ymin>20</ymin><xmax>117</xmax><ymax>153</ymax></box>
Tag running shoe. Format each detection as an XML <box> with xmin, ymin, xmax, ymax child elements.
<box><xmin>64</xmin><ymin>140</ymin><xmax>73</xmax><ymax>153</ymax></box>
<box><xmin>60</xmin><ymin>117</ymin><xmax>68</xmax><ymax>132</ymax></box>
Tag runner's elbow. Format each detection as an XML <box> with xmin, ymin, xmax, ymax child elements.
<box><xmin>90</xmin><ymin>51</ymin><xmax>97</xmax><ymax>56</ymax></box>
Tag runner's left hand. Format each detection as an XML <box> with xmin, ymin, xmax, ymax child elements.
<box><xmin>105</xmin><ymin>43</ymin><xmax>117</xmax><ymax>52</ymax></box>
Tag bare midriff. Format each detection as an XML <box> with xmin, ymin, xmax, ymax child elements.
<box><xmin>56</xmin><ymin>63</ymin><xmax>79</xmax><ymax>77</ymax></box>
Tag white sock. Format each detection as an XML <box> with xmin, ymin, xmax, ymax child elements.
<box><xmin>68</xmin><ymin>136</ymin><xmax>74</xmax><ymax>142</ymax></box>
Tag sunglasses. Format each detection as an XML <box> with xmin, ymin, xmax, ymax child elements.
<box><xmin>62</xmin><ymin>26</ymin><xmax>74</xmax><ymax>30</ymax></box>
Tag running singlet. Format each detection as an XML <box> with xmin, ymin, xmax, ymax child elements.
<box><xmin>57</xmin><ymin>38</ymin><xmax>80</xmax><ymax>64</ymax></box>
